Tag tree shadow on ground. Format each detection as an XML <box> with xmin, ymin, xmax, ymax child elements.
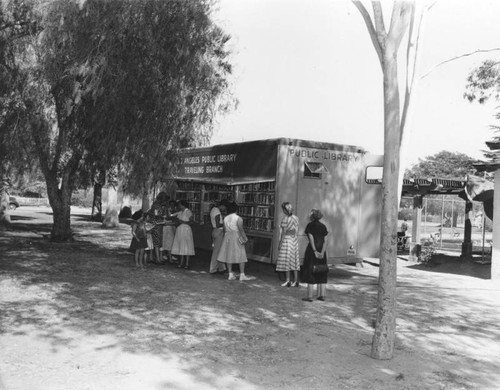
<box><xmin>406</xmin><ymin>253</ymin><xmax>491</xmax><ymax>280</ymax></box>
<box><xmin>1</xmin><ymin>212</ymin><xmax>500</xmax><ymax>389</ymax></box>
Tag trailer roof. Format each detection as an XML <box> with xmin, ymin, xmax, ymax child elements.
<box><xmin>183</xmin><ymin>137</ymin><xmax>367</xmax><ymax>154</ymax></box>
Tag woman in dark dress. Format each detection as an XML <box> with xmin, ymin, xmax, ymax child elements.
<box><xmin>301</xmin><ymin>209</ymin><xmax>329</xmax><ymax>302</ymax></box>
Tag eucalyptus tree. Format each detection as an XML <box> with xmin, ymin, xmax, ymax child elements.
<box><xmin>352</xmin><ymin>0</ymin><xmax>432</xmax><ymax>359</ymax></box>
<box><xmin>22</xmin><ymin>0</ymin><xmax>232</xmax><ymax>240</ymax></box>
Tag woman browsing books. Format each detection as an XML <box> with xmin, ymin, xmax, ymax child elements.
<box><xmin>217</xmin><ymin>202</ymin><xmax>255</xmax><ymax>281</ymax></box>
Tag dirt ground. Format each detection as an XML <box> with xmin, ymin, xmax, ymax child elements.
<box><xmin>1</xmin><ymin>207</ymin><xmax>500</xmax><ymax>390</ymax></box>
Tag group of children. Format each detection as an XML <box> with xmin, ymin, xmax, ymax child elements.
<box><xmin>129</xmin><ymin>192</ymin><xmax>195</xmax><ymax>270</ymax></box>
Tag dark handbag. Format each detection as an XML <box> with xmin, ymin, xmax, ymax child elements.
<box><xmin>313</xmin><ymin>263</ymin><xmax>329</xmax><ymax>274</ymax></box>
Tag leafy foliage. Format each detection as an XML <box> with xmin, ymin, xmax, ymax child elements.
<box><xmin>0</xmin><ymin>0</ymin><xmax>41</xmax><ymax>182</ymax></box>
<box><xmin>1</xmin><ymin>0</ymin><xmax>234</xmax><ymax>239</ymax></box>
<box><xmin>464</xmin><ymin>59</ymin><xmax>500</xmax><ymax>163</ymax></box>
<box><xmin>405</xmin><ymin>150</ymin><xmax>478</xmax><ymax>179</ymax></box>
<box><xmin>464</xmin><ymin>60</ymin><xmax>500</xmax><ymax>104</ymax></box>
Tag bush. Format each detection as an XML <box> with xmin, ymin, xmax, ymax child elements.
<box><xmin>71</xmin><ymin>190</ymin><xmax>93</xmax><ymax>208</ymax></box>
<box><xmin>418</xmin><ymin>243</ymin><xmax>436</xmax><ymax>266</ymax></box>
<box><xmin>398</xmin><ymin>208</ymin><xmax>413</xmax><ymax>221</ymax></box>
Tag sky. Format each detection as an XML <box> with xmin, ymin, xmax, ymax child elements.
<box><xmin>210</xmin><ymin>0</ymin><xmax>500</xmax><ymax>169</ymax></box>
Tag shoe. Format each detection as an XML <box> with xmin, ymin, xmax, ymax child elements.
<box><xmin>292</xmin><ymin>282</ymin><xmax>300</xmax><ymax>287</ymax></box>
<box><xmin>317</xmin><ymin>296</ymin><xmax>325</xmax><ymax>301</ymax></box>
<box><xmin>228</xmin><ymin>273</ymin><xmax>237</xmax><ymax>281</ymax></box>
<box><xmin>281</xmin><ymin>281</ymin><xmax>291</xmax><ymax>287</ymax></box>
<box><xmin>302</xmin><ymin>297</ymin><xmax>313</xmax><ymax>302</ymax></box>
<box><xmin>184</xmin><ymin>265</ymin><xmax>190</xmax><ymax>270</ymax></box>
<box><xmin>239</xmin><ymin>274</ymin><xmax>256</xmax><ymax>281</ymax></box>
<box><xmin>177</xmin><ymin>264</ymin><xmax>183</xmax><ymax>269</ymax></box>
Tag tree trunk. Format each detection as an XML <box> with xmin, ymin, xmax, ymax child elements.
<box><xmin>492</xmin><ymin>170</ymin><xmax>500</xmax><ymax>280</ymax></box>
<box><xmin>371</xmin><ymin>51</ymin><xmax>401</xmax><ymax>360</ymax></box>
<box><xmin>91</xmin><ymin>182</ymin><xmax>103</xmax><ymax>222</ymax></box>
<box><xmin>101</xmin><ymin>184</ymin><xmax>119</xmax><ymax>228</ymax></box>
<box><xmin>46</xmin><ymin>173</ymin><xmax>73</xmax><ymax>242</ymax></box>
<box><xmin>0</xmin><ymin>182</ymin><xmax>11</xmax><ymax>226</ymax></box>
<box><xmin>142</xmin><ymin>188</ymin><xmax>150</xmax><ymax>212</ymax></box>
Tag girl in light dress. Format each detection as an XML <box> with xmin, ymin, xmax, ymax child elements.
<box><xmin>171</xmin><ymin>200</ymin><xmax>195</xmax><ymax>269</ymax></box>
<box><xmin>275</xmin><ymin>202</ymin><xmax>300</xmax><ymax>287</ymax></box>
<box><xmin>217</xmin><ymin>202</ymin><xmax>255</xmax><ymax>281</ymax></box>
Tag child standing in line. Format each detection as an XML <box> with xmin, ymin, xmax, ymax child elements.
<box><xmin>143</xmin><ymin>211</ymin><xmax>155</xmax><ymax>264</ymax></box>
<box><xmin>129</xmin><ymin>216</ymin><xmax>148</xmax><ymax>269</ymax></box>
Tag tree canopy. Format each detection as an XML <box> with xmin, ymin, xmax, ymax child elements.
<box><xmin>1</xmin><ymin>0</ymin><xmax>234</xmax><ymax>239</ymax></box>
<box><xmin>465</xmin><ymin>60</ymin><xmax>500</xmax><ymax>163</ymax></box>
<box><xmin>405</xmin><ymin>151</ymin><xmax>478</xmax><ymax>179</ymax></box>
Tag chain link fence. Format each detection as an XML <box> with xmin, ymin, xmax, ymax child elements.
<box><xmin>399</xmin><ymin>196</ymin><xmax>492</xmax><ymax>254</ymax></box>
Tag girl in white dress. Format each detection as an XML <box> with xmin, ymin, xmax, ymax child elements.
<box><xmin>171</xmin><ymin>200</ymin><xmax>195</xmax><ymax>269</ymax></box>
<box><xmin>217</xmin><ymin>202</ymin><xmax>255</xmax><ymax>281</ymax></box>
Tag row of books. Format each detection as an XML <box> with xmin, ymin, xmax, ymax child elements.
<box><xmin>236</xmin><ymin>182</ymin><xmax>275</xmax><ymax>192</ymax></box>
<box><xmin>202</xmin><ymin>213</ymin><xmax>274</xmax><ymax>230</ymax></box>
<box><xmin>238</xmin><ymin>206</ymin><xmax>274</xmax><ymax>218</ymax></box>
<box><xmin>177</xmin><ymin>182</ymin><xmax>202</xmax><ymax>190</ymax></box>
<box><xmin>204</xmin><ymin>184</ymin><xmax>233</xmax><ymax>192</ymax></box>
<box><xmin>238</xmin><ymin>193</ymin><xmax>275</xmax><ymax>205</ymax></box>
<box><xmin>176</xmin><ymin>191</ymin><xmax>201</xmax><ymax>201</ymax></box>
<box><xmin>242</xmin><ymin>218</ymin><xmax>274</xmax><ymax>232</ymax></box>
<box><xmin>202</xmin><ymin>191</ymin><xmax>234</xmax><ymax>202</ymax></box>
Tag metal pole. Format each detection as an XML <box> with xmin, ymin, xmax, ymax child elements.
<box><xmin>440</xmin><ymin>195</ymin><xmax>445</xmax><ymax>250</ymax></box>
<box><xmin>451</xmin><ymin>198</ymin><xmax>455</xmax><ymax>236</ymax></box>
<box><xmin>482</xmin><ymin>209</ymin><xmax>486</xmax><ymax>261</ymax></box>
<box><xmin>424</xmin><ymin>197</ymin><xmax>427</xmax><ymax>238</ymax></box>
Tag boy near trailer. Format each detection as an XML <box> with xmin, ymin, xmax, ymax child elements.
<box><xmin>129</xmin><ymin>216</ymin><xmax>148</xmax><ymax>269</ymax></box>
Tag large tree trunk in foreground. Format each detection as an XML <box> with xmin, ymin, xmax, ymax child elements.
<box><xmin>46</xmin><ymin>173</ymin><xmax>73</xmax><ymax>242</ymax></box>
<box><xmin>371</xmin><ymin>50</ymin><xmax>401</xmax><ymax>360</ymax></box>
<box><xmin>30</xmin><ymin>115</ymin><xmax>81</xmax><ymax>242</ymax></box>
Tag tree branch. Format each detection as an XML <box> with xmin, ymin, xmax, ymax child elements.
<box><xmin>421</xmin><ymin>48</ymin><xmax>500</xmax><ymax>80</ymax></box>
<box><xmin>352</xmin><ymin>1</ymin><xmax>383</xmax><ymax>68</ymax></box>
<box><xmin>371</xmin><ymin>1</ymin><xmax>386</xmax><ymax>47</ymax></box>
<box><xmin>387</xmin><ymin>2</ymin><xmax>413</xmax><ymax>52</ymax></box>
<box><xmin>401</xmin><ymin>3</ymin><xmax>425</xmax><ymax>145</ymax></box>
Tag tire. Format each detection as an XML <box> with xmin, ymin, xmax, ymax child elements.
<box><xmin>8</xmin><ymin>203</ymin><xmax>17</xmax><ymax>210</ymax></box>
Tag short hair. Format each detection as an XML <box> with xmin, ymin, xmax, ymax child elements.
<box><xmin>310</xmin><ymin>208</ymin><xmax>323</xmax><ymax>221</ymax></box>
<box><xmin>179</xmin><ymin>200</ymin><xmax>189</xmax><ymax>208</ymax></box>
<box><xmin>155</xmin><ymin>191</ymin><xmax>169</xmax><ymax>203</ymax></box>
<box><xmin>281</xmin><ymin>202</ymin><xmax>293</xmax><ymax>215</ymax></box>
<box><xmin>226</xmin><ymin>201</ymin><xmax>238</xmax><ymax>214</ymax></box>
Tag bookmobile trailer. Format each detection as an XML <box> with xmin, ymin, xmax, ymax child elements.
<box><xmin>170</xmin><ymin>138</ymin><xmax>383</xmax><ymax>265</ymax></box>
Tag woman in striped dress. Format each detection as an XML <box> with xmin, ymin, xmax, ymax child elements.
<box><xmin>275</xmin><ymin>202</ymin><xmax>300</xmax><ymax>287</ymax></box>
